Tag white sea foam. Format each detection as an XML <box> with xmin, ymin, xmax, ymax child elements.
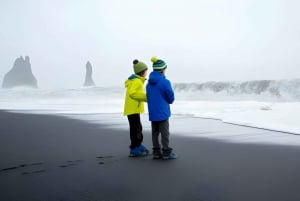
<box><xmin>1</xmin><ymin>79</ymin><xmax>300</xmax><ymax>146</ymax></box>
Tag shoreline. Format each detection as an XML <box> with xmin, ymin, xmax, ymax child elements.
<box><xmin>7</xmin><ymin>109</ymin><xmax>300</xmax><ymax>147</ymax></box>
<box><xmin>1</xmin><ymin>110</ymin><xmax>300</xmax><ymax>201</ymax></box>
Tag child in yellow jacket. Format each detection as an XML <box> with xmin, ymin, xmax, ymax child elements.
<box><xmin>123</xmin><ymin>59</ymin><xmax>149</xmax><ymax>157</ymax></box>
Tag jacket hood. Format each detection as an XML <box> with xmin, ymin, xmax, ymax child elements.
<box><xmin>128</xmin><ymin>74</ymin><xmax>138</xmax><ymax>80</ymax></box>
<box><xmin>125</xmin><ymin>74</ymin><xmax>146</xmax><ymax>87</ymax></box>
<box><xmin>148</xmin><ymin>71</ymin><xmax>164</xmax><ymax>85</ymax></box>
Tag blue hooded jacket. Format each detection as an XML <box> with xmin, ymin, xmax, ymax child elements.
<box><xmin>146</xmin><ymin>71</ymin><xmax>174</xmax><ymax>121</ymax></box>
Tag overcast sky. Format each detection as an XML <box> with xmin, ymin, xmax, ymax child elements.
<box><xmin>1</xmin><ymin>0</ymin><xmax>300</xmax><ymax>88</ymax></box>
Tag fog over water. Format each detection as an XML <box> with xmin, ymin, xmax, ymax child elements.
<box><xmin>1</xmin><ymin>0</ymin><xmax>300</xmax><ymax>88</ymax></box>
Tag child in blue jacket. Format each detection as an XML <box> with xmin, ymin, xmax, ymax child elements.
<box><xmin>146</xmin><ymin>56</ymin><xmax>177</xmax><ymax>160</ymax></box>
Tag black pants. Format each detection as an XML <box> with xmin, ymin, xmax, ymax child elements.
<box><xmin>127</xmin><ymin>114</ymin><xmax>143</xmax><ymax>149</ymax></box>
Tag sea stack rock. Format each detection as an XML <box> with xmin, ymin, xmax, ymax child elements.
<box><xmin>83</xmin><ymin>61</ymin><xmax>95</xmax><ymax>86</ymax></box>
<box><xmin>2</xmin><ymin>56</ymin><xmax>38</xmax><ymax>88</ymax></box>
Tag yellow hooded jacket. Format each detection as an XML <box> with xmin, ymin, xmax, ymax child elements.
<box><xmin>123</xmin><ymin>74</ymin><xmax>147</xmax><ymax>115</ymax></box>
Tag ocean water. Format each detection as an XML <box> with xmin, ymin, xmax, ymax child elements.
<box><xmin>1</xmin><ymin>79</ymin><xmax>300</xmax><ymax>146</ymax></box>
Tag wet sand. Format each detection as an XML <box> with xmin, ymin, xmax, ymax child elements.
<box><xmin>1</xmin><ymin>110</ymin><xmax>300</xmax><ymax>201</ymax></box>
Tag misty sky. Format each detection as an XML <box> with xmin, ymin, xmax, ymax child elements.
<box><xmin>1</xmin><ymin>0</ymin><xmax>300</xmax><ymax>88</ymax></box>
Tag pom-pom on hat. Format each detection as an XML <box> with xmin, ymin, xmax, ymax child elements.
<box><xmin>133</xmin><ymin>59</ymin><xmax>148</xmax><ymax>74</ymax></box>
<box><xmin>151</xmin><ymin>56</ymin><xmax>167</xmax><ymax>71</ymax></box>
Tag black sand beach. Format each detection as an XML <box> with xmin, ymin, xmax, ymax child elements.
<box><xmin>1</xmin><ymin>110</ymin><xmax>300</xmax><ymax>201</ymax></box>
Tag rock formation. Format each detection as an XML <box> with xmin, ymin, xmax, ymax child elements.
<box><xmin>2</xmin><ymin>56</ymin><xmax>38</xmax><ymax>88</ymax></box>
<box><xmin>83</xmin><ymin>61</ymin><xmax>96</xmax><ymax>86</ymax></box>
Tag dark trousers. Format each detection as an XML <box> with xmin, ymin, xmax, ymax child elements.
<box><xmin>151</xmin><ymin>119</ymin><xmax>172</xmax><ymax>154</ymax></box>
<box><xmin>127</xmin><ymin>114</ymin><xmax>143</xmax><ymax>149</ymax></box>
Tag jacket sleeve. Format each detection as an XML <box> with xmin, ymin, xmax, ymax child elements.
<box><xmin>128</xmin><ymin>80</ymin><xmax>147</xmax><ymax>102</ymax></box>
<box><xmin>164</xmin><ymin>80</ymin><xmax>174</xmax><ymax>104</ymax></box>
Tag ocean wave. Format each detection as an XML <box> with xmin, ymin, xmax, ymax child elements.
<box><xmin>1</xmin><ymin>79</ymin><xmax>300</xmax><ymax>102</ymax></box>
<box><xmin>0</xmin><ymin>86</ymin><xmax>124</xmax><ymax>100</ymax></box>
<box><xmin>173</xmin><ymin>79</ymin><xmax>300</xmax><ymax>101</ymax></box>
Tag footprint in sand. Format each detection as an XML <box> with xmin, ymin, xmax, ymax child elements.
<box><xmin>0</xmin><ymin>162</ymin><xmax>45</xmax><ymax>176</ymax></box>
<box><xmin>1</xmin><ymin>156</ymin><xmax>118</xmax><ymax>175</ymax></box>
<box><xmin>96</xmin><ymin>155</ymin><xmax>116</xmax><ymax>165</ymax></box>
<box><xmin>59</xmin><ymin>160</ymin><xmax>84</xmax><ymax>168</ymax></box>
<box><xmin>0</xmin><ymin>162</ymin><xmax>44</xmax><ymax>172</ymax></box>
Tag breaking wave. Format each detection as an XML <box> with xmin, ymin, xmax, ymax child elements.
<box><xmin>173</xmin><ymin>79</ymin><xmax>300</xmax><ymax>101</ymax></box>
<box><xmin>0</xmin><ymin>79</ymin><xmax>300</xmax><ymax>102</ymax></box>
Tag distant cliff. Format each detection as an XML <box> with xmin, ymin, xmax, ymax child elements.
<box><xmin>2</xmin><ymin>56</ymin><xmax>38</xmax><ymax>88</ymax></box>
<box><xmin>84</xmin><ymin>61</ymin><xmax>95</xmax><ymax>87</ymax></box>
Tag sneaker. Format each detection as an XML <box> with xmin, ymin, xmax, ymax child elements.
<box><xmin>129</xmin><ymin>146</ymin><xmax>147</xmax><ymax>157</ymax></box>
<box><xmin>139</xmin><ymin>144</ymin><xmax>149</xmax><ymax>155</ymax></box>
<box><xmin>162</xmin><ymin>152</ymin><xmax>177</xmax><ymax>160</ymax></box>
<box><xmin>152</xmin><ymin>148</ymin><xmax>162</xmax><ymax>159</ymax></box>
<box><xmin>153</xmin><ymin>153</ymin><xmax>162</xmax><ymax>159</ymax></box>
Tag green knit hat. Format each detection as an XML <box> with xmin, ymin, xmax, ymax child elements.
<box><xmin>151</xmin><ymin>56</ymin><xmax>167</xmax><ymax>71</ymax></box>
<box><xmin>133</xmin><ymin>59</ymin><xmax>148</xmax><ymax>74</ymax></box>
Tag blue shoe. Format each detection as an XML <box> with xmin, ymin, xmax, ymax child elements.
<box><xmin>162</xmin><ymin>152</ymin><xmax>177</xmax><ymax>160</ymax></box>
<box><xmin>139</xmin><ymin>144</ymin><xmax>149</xmax><ymax>155</ymax></box>
<box><xmin>129</xmin><ymin>146</ymin><xmax>147</xmax><ymax>157</ymax></box>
